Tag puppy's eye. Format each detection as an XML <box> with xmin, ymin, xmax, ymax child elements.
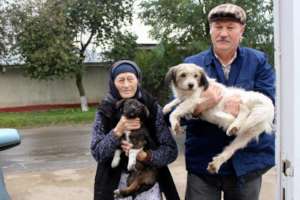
<box><xmin>180</xmin><ymin>73</ymin><xmax>186</xmax><ymax>78</ymax></box>
<box><xmin>194</xmin><ymin>74</ymin><xmax>198</xmax><ymax>78</ymax></box>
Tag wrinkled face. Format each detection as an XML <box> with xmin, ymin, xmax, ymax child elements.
<box><xmin>210</xmin><ymin>21</ymin><xmax>245</xmax><ymax>54</ymax></box>
<box><xmin>114</xmin><ymin>72</ymin><xmax>138</xmax><ymax>99</ymax></box>
<box><xmin>168</xmin><ymin>64</ymin><xmax>208</xmax><ymax>91</ymax></box>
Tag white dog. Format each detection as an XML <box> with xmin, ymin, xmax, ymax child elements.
<box><xmin>163</xmin><ymin>63</ymin><xmax>274</xmax><ymax>174</ymax></box>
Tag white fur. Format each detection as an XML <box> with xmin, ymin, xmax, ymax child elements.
<box><xmin>127</xmin><ymin>148</ymin><xmax>142</xmax><ymax>171</ymax></box>
<box><xmin>163</xmin><ymin>63</ymin><xmax>275</xmax><ymax>173</ymax></box>
<box><xmin>111</xmin><ymin>131</ymin><xmax>133</xmax><ymax>169</ymax></box>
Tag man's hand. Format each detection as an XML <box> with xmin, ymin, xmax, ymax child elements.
<box><xmin>193</xmin><ymin>83</ymin><xmax>223</xmax><ymax>116</ymax></box>
<box><xmin>223</xmin><ymin>95</ymin><xmax>241</xmax><ymax>117</ymax></box>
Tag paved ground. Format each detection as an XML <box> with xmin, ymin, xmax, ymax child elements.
<box><xmin>1</xmin><ymin>125</ymin><xmax>277</xmax><ymax>200</ymax></box>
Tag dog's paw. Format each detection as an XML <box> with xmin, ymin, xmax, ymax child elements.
<box><xmin>113</xmin><ymin>189</ymin><xmax>122</xmax><ymax>198</ymax></box>
<box><xmin>172</xmin><ymin>122</ymin><xmax>184</xmax><ymax>135</ymax></box>
<box><xmin>176</xmin><ymin>125</ymin><xmax>184</xmax><ymax>135</ymax></box>
<box><xmin>207</xmin><ymin>156</ymin><xmax>225</xmax><ymax>174</ymax></box>
<box><xmin>163</xmin><ymin>105</ymin><xmax>172</xmax><ymax>114</ymax></box>
<box><xmin>111</xmin><ymin>150</ymin><xmax>121</xmax><ymax>168</ymax></box>
<box><xmin>111</xmin><ymin>156</ymin><xmax>121</xmax><ymax>168</ymax></box>
<box><xmin>226</xmin><ymin>126</ymin><xmax>239</xmax><ymax>136</ymax></box>
<box><xmin>127</xmin><ymin>162</ymin><xmax>136</xmax><ymax>171</ymax></box>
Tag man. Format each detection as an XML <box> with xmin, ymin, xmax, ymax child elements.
<box><xmin>183</xmin><ymin>3</ymin><xmax>275</xmax><ymax>200</ymax></box>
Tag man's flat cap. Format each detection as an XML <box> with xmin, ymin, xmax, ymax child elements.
<box><xmin>208</xmin><ymin>3</ymin><xmax>246</xmax><ymax>25</ymax></box>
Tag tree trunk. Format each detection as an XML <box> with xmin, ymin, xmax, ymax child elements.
<box><xmin>76</xmin><ymin>32</ymin><xmax>95</xmax><ymax>112</ymax></box>
<box><xmin>76</xmin><ymin>72</ymin><xmax>89</xmax><ymax>112</ymax></box>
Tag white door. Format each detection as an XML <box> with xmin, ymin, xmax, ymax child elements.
<box><xmin>274</xmin><ymin>0</ymin><xmax>300</xmax><ymax>199</ymax></box>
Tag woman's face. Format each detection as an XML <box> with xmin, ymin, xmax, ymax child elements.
<box><xmin>114</xmin><ymin>72</ymin><xmax>138</xmax><ymax>99</ymax></box>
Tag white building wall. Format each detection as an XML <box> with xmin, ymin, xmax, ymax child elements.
<box><xmin>0</xmin><ymin>66</ymin><xmax>109</xmax><ymax>108</ymax></box>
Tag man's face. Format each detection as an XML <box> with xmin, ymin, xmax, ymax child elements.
<box><xmin>210</xmin><ymin>21</ymin><xmax>245</xmax><ymax>54</ymax></box>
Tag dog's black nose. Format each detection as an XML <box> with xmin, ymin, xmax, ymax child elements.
<box><xmin>188</xmin><ymin>83</ymin><xmax>194</xmax><ymax>89</ymax></box>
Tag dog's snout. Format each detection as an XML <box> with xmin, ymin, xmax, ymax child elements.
<box><xmin>188</xmin><ymin>83</ymin><xmax>194</xmax><ymax>89</ymax></box>
<box><xmin>128</xmin><ymin>112</ymin><xmax>136</xmax><ymax>118</ymax></box>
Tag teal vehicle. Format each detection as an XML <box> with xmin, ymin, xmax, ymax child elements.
<box><xmin>0</xmin><ymin>129</ymin><xmax>21</xmax><ymax>200</ymax></box>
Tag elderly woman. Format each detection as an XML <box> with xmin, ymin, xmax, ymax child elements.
<box><xmin>91</xmin><ymin>60</ymin><xmax>179</xmax><ymax>200</ymax></box>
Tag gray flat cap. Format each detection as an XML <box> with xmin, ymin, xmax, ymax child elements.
<box><xmin>208</xmin><ymin>3</ymin><xmax>246</xmax><ymax>25</ymax></box>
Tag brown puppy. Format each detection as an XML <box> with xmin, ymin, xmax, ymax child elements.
<box><xmin>113</xmin><ymin>99</ymin><xmax>157</xmax><ymax>198</ymax></box>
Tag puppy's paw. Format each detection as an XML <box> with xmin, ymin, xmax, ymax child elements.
<box><xmin>172</xmin><ymin>122</ymin><xmax>184</xmax><ymax>135</ymax></box>
<box><xmin>113</xmin><ymin>189</ymin><xmax>122</xmax><ymax>198</ymax></box>
<box><xmin>127</xmin><ymin>148</ymin><xmax>141</xmax><ymax>171</ymax></box>
<box><xmin>111</xmin><ymin>156</ymin><xmax>121</xmax><ymax>168</ymax></box>
<box><xmin>207</xmin><ymin>163</ymin><xmax>218</xmax><ymax>174</ymax></box>
<box><xmin>226</xmin><ymin>126</ymin><xmax>239</xmax><ymax>136</ymax></box>
<box><xmin>207</xmin><ymin>156</ymin><xmax>225</xmax><ymax>174</ymax></box>
<box><xmin>163</xmin><ymin>105</ymin><xmax>172</xmax><ymax>114</ymax></box>
<box><xmin>127</xmin><ymin>162</ymin><xmax>135</xmax><ymax>171</ymax></box>
<box><xmin>175</xmin><ymin>125</ymin><xmax>184</xmax><ymax>135</ymax></box>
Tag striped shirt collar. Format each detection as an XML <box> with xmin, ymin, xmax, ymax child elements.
<box><xmin>214</xmin><ymin>51</ymin><xmax>237</xmax><ymax>79</ymax></box>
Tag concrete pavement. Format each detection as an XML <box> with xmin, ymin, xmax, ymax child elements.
<box><xmin>2</xmin><ymin>125</ymin><xmax>277</xmax><ymax>200</ymax></box>
<box><xmin>4</xmin><ymin>155</ymin><xmax>277</xmax><ymax>200</ymax></box>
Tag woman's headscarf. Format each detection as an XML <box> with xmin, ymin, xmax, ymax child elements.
<box><xmin>108</xmin><ymin>60</ymin><xmax>142</xmax><ymax>100</ymax></box>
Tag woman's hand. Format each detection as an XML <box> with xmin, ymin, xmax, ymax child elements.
<box><xmin>136</xmin><ymin>150</ymin><xmax>148</xmax><ymax>161</ymax></box>
<box><xmin>121</xmin><ymin>140</ymin><xmax>149</xmax><ymax>161</ymax></box>
<box><xmin>223</xmin><ymin>95</ymin><xmax>241</xmax><ymax>117</ymax></box>
<box><xmin>121</xmin><ymin>140</ymin><xmax>148</xmax><ymax>161</ymax></box>
<box><xmin>113</xmin><ymin>116</ymin><xmax>141</xmax><ymax>138</ymax></box>
<box><xmin>121</xmin><ymin>140</ymin><xmax>133</xmax><ymax>156</ymax></box>
<box><xmin>193</xmin><ymin>83</ymin><xmax>223</xmax><ymax>116</ymax></box>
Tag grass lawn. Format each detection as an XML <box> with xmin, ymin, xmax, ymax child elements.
<box><xmin>0</xmin><ymin>108</ymin><xmax>97</xmax><ymax>128</ymax></box>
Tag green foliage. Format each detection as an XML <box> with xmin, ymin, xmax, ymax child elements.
<box><xmin>0</xmin><ymin>0</ymin><xmax>16</xmax><ymax>64</ymax></box>
<box><xmin>7</xmin><ymin>0</ymin><xmax>135</xmax><ymax>79</ymax></box>
<box><xmin>134</xmin><ymin>41</ymin><xmax>187</xmax><ymax>102</ymax></box>
<box><xmin>140</xmin><ymin>0</ymin><xmax>274</xmax><ymax>63</ymax></box>
<box><xmin>131</xmin><ymin>0</ymin><xmax>274</xmax><ymax>102</ymax></box>
<box><xmin>64</xmin><ymin>0</ymin><xmax>135</xmax><ymax>97</ymax></box>
<box><xmin>7</xmin><ymin>0</ymin><xmax>80</xmax><ymax>79</ymax></box>
<box><xmin>103</xmin><ymin>31</ymin><xmax>138</xmax><ymax>62</ymax></box>
<box><xmin>66</xmin><ymin>0</ymin><xmax>134</xmax><ymax>45</ymax></box>
<box><xmin>6</xmin><ymin>0</ymin><xmax>135</xmax><ymax>103</ymax></box>
<box><xmin>0</xmin><ymin>2</ymin><xmax>6</xmax><ymax>58</ymax></box>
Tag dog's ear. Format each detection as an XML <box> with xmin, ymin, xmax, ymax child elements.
<box><xmin>143</xmin><ymin>105</ymin><xmax>150</xmax><ymax>118</ymax></box>
<box><xmin>135</xmin><ymin>104</ymin><xmax>150</xmax><ymax>121</ymax></box>
<box><xmin>165</xmin><ymin>66</ymin><xmax>177</xmax><ymax>86</ymax></box>
<box><xmin>199</xmin><ymin>71</ymin><xmax>209</xmax><ymax>91</ymax></box>
<box><xmin>116</xmin><ymin>99</ymin><xmax>126</xmax><ymax>110</ymax></box>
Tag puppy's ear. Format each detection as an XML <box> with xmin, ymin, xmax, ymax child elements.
<box><xmin>165</xmin><ymin>66</ymin><xmax>177</xmax><ymax>86</ymax></box>
<box><xmin>199</xmin><ymin>71</ymin><xmax>209</xmax><ymax>91</ymax></box>
<box><xmin>144</xmin><ymin>106</ymin><xmax>150</xmax><ymax>118</ymax></box>
<box><xmin>116</xmin><ymin>99</ymin><xmax>126</xmax><ymax>110</ymax></box>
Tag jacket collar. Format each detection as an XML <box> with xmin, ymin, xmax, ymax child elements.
<box><xmin>205</xmin><ymin>47</ymin><xmax>244</xmax><ymax>86</ymax></box>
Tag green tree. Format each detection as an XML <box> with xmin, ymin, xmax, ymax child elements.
<box><xmin>16</xmin><ymin>0</ymin><xmax>79</xmax><ymax>79</ymax></box>
<box><xmin>140</xmin><ymin>0</ymin><xmax>273</xmax><ymax>60</ymax></box>
<box><xmin>66</xmin><ymin>0</ymin><xmax>134</xmax><ymax>110</ymax></box>
<box><xmin>0</xmin><ymin>1</ymin><xmax>5</xmax><ymax>59</ymax></box>
<box><xmin>103</xmin><ymin>31</ymin><xmax>138</xmax><ymax>62</ymax></box>
<box><xmin>0</xmin><ymin>0</ymin><xmax>15</xmax><ymax>64</ymax></box>
<box><xmin>134</xmin><ymin>41</ymin><xmax>186</xmax><ymax>102</ymax></box>
<box><xmin>136</xmin><ymin>0</ymin><xmax>273</xmax><ymax>102</ymax></box>
<box><xmin>8</xmin><ymin>0</ymin><xmax>134</xmax><ymax>111</ymax></box>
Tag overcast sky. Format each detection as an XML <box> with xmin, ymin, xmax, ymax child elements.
<box><xmin>130</xmin><ymin>0</ymin><xmax>157</xmax><ymax>44</ymax></box>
